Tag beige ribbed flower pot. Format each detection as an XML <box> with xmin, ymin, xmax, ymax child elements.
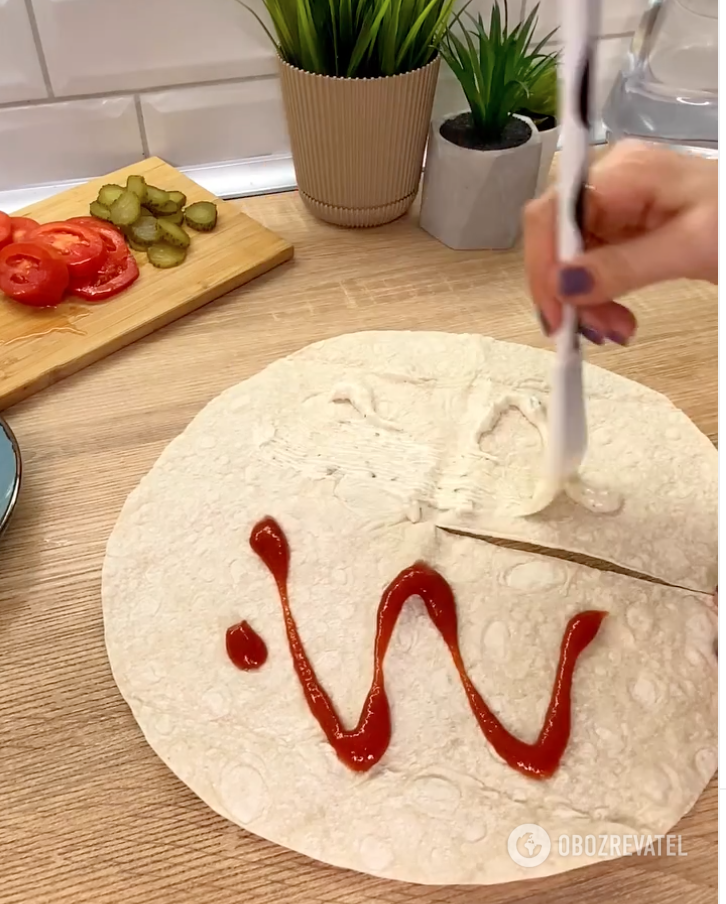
<box><xmin>278</xmin><ymin>56</ymin><xmax>440</xmax><ymax>228</ymax></box>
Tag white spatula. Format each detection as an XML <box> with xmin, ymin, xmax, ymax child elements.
<box><xmin>524</xmin><ymin>0</ymin><xmax>600</xmax><ymax>517</ymax></box>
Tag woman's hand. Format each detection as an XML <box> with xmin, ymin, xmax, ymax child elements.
<box><xmin>523</xmin><ymin>140</ymin><xmax>718</xmax><ymax>344</ymax></box>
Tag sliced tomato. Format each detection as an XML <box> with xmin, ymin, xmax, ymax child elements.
<box><xmin>66</xmin><ymin>217</ymin><xmax>128</xmax><ymax>267</ymax></box>
<box><xmin>0</xmin><ymin>241</ymin><xmax>70</xmax><ymax>307</ymax></box>
<box><xmin>72</xmin><ymin>251</ymin><xmax>139</xmax><ymax>302</ymax></box>
<box><xmin>9</xmin><ymin>216</ymin><xmax>40</xmax><ymax>243</ymax></box>
<box><xmin>30</xmin><ymin>221</ymin><xmax>106</xmax><ymax>285</ymax></box>
<box><xmin>0</xmin><ymin>212</ymin><xmax>12</xmax><ymax>250</ymax></box>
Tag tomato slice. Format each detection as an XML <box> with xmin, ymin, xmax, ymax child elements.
<box><xmin>66</xmin><ymin>217</ymin><xmax>128</xmax><ymax>267</ymax></box>
<box><xmin>0</xmin><ymin>212</ymin><xmax>12</xmax><ymax>250</ymax></box>
<box><xmin>0</xmin><ymin>241</ymin><xmax>70</xmax><ymax>307</ymax></box>
<box><xmin>72</xmin><ymin>251</ymin><xmax>139</xmax><ymax>302</ymax></box>
<box><xmin>9</xmin><ymin>216</ymin><xmax>40</xmax><ymax>244</ymax></box>
<box><xmin>30</xmin><ymin>222</ymin><xmax>106</xmax><ymax>285</ymax></box>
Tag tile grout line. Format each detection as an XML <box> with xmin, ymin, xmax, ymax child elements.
<box><xmin>0</xmin><ymin>30</ymin><xmax>634</xmax><ymax>113</ymax></box>
<box><xmin>0</xmin><ymin>71</ymin><xmax>279</xmax><ymax>112</ymax></box>
<box><xmin>133</xmin><ymin>95</ymin><xmax>151</xmax><ymax>158</ymax></box>
<box><xmin>22</xmin><ymin>0</ymin><xmax>54</xmax><ymax>99</ymax></box>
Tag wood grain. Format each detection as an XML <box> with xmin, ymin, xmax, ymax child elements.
<box><xmin>0</xmin><ymin>187</ymin><xmax>716</xmax><ymax>904</ymax></box>
<box><xmin>0</xmin><ymin>157</ymin><xmax>293</xmax><ymax>410</ymax></box>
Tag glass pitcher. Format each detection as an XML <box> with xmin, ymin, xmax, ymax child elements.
<box><xmin>602</xmin><ymin>0</ymin><xmax>718</xmax><ymax>155</ymax></box>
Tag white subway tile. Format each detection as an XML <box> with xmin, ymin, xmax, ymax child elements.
<box><xmin>524</xmin><ymin>0</ymin><xmax>648</xmax><ymax>40</ymax></box>
<box><xmin>0</xmin><ymin>0</ymin><xmax>47</xmax><ymax>104</ymax></box>
<box><xmin>140</xmin><ymin>79</ymin><xmax>289</xmax><ymax>168</ymax></box>
<box><xmin>432</xmin><ymin>70</ymin><xmax>466</xmax><ymax>122</ymax></box>
<box><xmin>30</xmin><ymin>0</ymin><xmax>277</xmax><ymax>96</ymax></box>
<box><xmin>0</xmin><ymin>96</ymin><xmax>143</xmax><ymax>190</ymax></box>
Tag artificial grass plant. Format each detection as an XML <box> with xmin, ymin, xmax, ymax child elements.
<box><xmin>240</xmin><ymin>0</ymin><xmax>456</xmax><ymax>77</ymax></box>
<box><xmin>440</xmin><ymin>0</ymin><xmax>559</xmax><ymax>140</ymax></box>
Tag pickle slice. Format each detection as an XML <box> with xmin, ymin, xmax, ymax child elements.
<box><xmin>157</xmin><ymin>219</ymin><xmax>190</xmax><ymax>248</ymax></box>
<box><xmin>167</xmin><ymin>190</ymin><xmax>187</xmax><ymax>210</ymax></box>
<box><xmin>147</xmin><ymin>242</ymin><xmax>187</xmax><ymax>269</ymax></box>
<box><xmin>127</xmin><ymin>215</ymin><xmax>160</xmax><ymax>247</ymax></box>
<box><xmin>184</xmin><ymin>201</ymin><xmax>218</xmax><ymax>232</ymax></box>
<box><xmin>89</xmin><ymin>200</ymin><xmax>113</xmax><ymax>222</ymax></box>
<box><xmin>144</xmin><ymin>185</ymin><xmax>171</xmax><ymax>212</ymax></box>
<box><xmin>110</xmin><ymin>190</ymin><xmax>142</xmax><ymax>227</ymax></box>
<box><xmin>97</xmin><ymin>184</ymin><xmax>124</xmax><ymax>207</ymax></box>
<box><xmin>126</xmin><ymin>237</ymin><xmax>148</xmax><ymax>253</ymax></box>
<box><xmin>126</xmin><ymin>174</ymin><xmax>147</xmax><ymax>203</ymax></box>
<box><xmin>159</xmin><ymin>210</ymin><xmax>184</xmax><ymax>226</ymax></box>
<box><xmin>153</xmin><ymin>199</ymin><xmax>181</xmax><ymax>216</ymax></box>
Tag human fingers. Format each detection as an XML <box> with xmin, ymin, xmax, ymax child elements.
<box><xmin>575</xmin><ymin>301</ymin><xmax>638</xmax><ymax>346</ymax></box>
<box><xmin>523</xmin><ymin>191</ymin><xmax>560</xmax><ymax>333</ymax></box>
<box><xmin>554</xmin><ymin>213</ymin><xmax>709</xmax><ymax>309</ymax></box>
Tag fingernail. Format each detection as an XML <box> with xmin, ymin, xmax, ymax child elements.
<box><xmin>608</xmin><ymin>331</ymin><xmax>629</xmax><ymax>346</ymax></box>
<box><xmin>578</xmin><ymin>324</ymin><xmax>604</xmax><ymax>345</ymax></box>
<box><xmin>537</xmin><ymin>309</ymin><xmax>551</xmax><ymax>336</ymax></box>
<box><xmin>559</xmin><ymin>266</ymin><xmax>594</xmax><ymax>297</ymax></box>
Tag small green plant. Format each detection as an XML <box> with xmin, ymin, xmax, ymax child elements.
<box><xmin>239</xmin><ymin>0</ymin><xmax>456</xmax><ymax>78</ymax></box>
<box><xmin>518</xmin><ymin>62</ymin><xmax>559</xmax><ymax>128</ymax></box>
<box><xmin>440</xmin><ymin>0</ymin><xmax>558</xmax><ymax>140</ymax></box>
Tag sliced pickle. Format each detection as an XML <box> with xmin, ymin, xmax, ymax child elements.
<box><xmin>166</xmin><ymin>190</ymin><xmax>187</xmax><ymax>210</ymax></box>
<box><xmin>127</xmin><ymin>215</ymin><xmax>160</xmax><ymax>247</ymax></box>
<box><xmin>89</xmin><ymin>200</ymin><xmax>113</xmax><ymax>222</ymax></box>
<box><xmin>183</xmin><ymin>201</ymin><xmax>218</xmax><ymax>232</ymax></box>
<box><xmin>126</xmin><ymin>174</ymin><xmax>147</xmax><ymax>203</ymax></box>
<box><xmin>97</xmin><ymin>184</ymin><xmax>124</xmax><ymax>207</ymax></box>
<box><xmin>126</xmin><ymin>237</ymin><xmax>148</xmax><ymax>253</ymax></box>
<box><xmin>144</xmin><ymin>185</ymin><xmax>171</xmax><ymax>213</ymax></box>
<box><xmin>147</xmin><ymin>243</ymin><xmax>187</xmax><ymax>269</ymax></box>
<box><xmin>157</xmin><ymin>219</ymin><xmax>190</xmax><ymax>248</ymax></box>
<box><xmin>159</xmin><ymin>210</ymin><xmax>184</xmax><ymax>226</ymax></box>
<box><xmin>110</xmin><ymin>190</ymin><xmax>142</xmax><ymax>227</ymax></box>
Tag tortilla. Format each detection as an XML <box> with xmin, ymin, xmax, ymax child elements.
<box><xmin>102</xmin><ymin>331</ymin><xmax>717</xmax><ymax>885</ymax></box>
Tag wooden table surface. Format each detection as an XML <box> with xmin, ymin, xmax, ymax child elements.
<box><xmin>0</xmin><ymin>188</ymin><xmax>717</xmax><ymax>904</ymax></box>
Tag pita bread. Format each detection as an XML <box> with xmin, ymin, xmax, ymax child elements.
<box><xmin>102</xmin><ymin>331</ymin><xmax>717</xmax><ymax>885</ymax></box>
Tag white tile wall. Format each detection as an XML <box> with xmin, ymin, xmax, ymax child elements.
<box><xmin>0</xmin><ymin>0</ymin><xmax>47</xmax><ymax>103</ymax></box>
<box><xmin>30</xmin><ymin>0</ymin><xmax>277</xmax><ymax>95</ymax></box>
<box><xmin>525</xmin><ymin>0</ymin><xmax>649</xmax><ymax>40</ymax></box>
<box><xmin>0</xmin><ymin>0</ymin><xmax>639</xmax><ymax>195</ymax></box>
<box><xmin>140</xmin><ymin>78</ymin><xmax>289</xmax><ymax>167</ymax></box>
<box><xmin>0</xmin><ymin>97</ymin><xmax>143</xmax><ymax>190</ymax></box>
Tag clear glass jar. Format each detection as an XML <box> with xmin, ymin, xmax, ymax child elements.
<box><xmin>602</xmin><ymin>0</ymin><xmax>718</xmax><ymax>156</ymax></box>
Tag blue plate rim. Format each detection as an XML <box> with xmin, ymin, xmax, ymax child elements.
<box><xmin>0</xmin><ymin>416</ymin><xmax>22</xmax><ymax>536</ymax></box>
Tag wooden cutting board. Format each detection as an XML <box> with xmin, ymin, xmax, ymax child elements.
<box><xmin>0</xmin><ymin>157</ymin><xmax>293</xmax><ymax>410</ymax></box>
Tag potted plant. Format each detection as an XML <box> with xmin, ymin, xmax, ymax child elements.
<box><xmin>242</xmin><ymin>0</ymin><xmax>455</xmax><ymax>227</ymax></box>
<box><xmin>517</xmin><ymin>53</ymin><xmax>560</xmax><ymax>195</ymax></box>
<box><xmin>419</xmin><ymin>0</ymin><xmax>558</xmax><ymax>249</ymax></box>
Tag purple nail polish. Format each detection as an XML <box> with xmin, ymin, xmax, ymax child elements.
<box><xmin>608</xmin><ymin>332</ymin><xmax>629</xmax><ymax>346</ymax></box>
<box><xmin>578</xmin><ymin>324</ymin><xmax>604</xmax><ymax>345</ymax></box>
<box><xmin>537</xmin><ymin>309</ymin><xmax>551</xmax><ymax>336</ymax></box>
<box><xmin>559</xmin><ymin>267</ymin><xmax>594</xmax><ymax>297</ymax></box>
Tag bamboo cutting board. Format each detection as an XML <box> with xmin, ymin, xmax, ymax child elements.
<box><xmin>0</xmin><ymin>157</ymin><xmax>293</xmax><ymax>410</ymax></box>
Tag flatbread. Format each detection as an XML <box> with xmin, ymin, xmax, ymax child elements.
<box><xmin>102</xmin><ymin>331</ymin><xmax>717</xmax><ymax>885</ymax></box>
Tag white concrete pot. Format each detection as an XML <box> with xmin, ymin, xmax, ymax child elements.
<box><xmin>535</xmin><ymin>122</ymin><xmax>560</xmax><ymax>195</ymax></box>
<box><xmin>419</xmin><ymin>113</ymin><xmax>541</xmax><ymax>250</ymax></box>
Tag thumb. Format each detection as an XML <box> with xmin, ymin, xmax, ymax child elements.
<box><xmin>555</xmin><ymin>216</ymin><xmax>700</xmax><ymax>305</ymax></box>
